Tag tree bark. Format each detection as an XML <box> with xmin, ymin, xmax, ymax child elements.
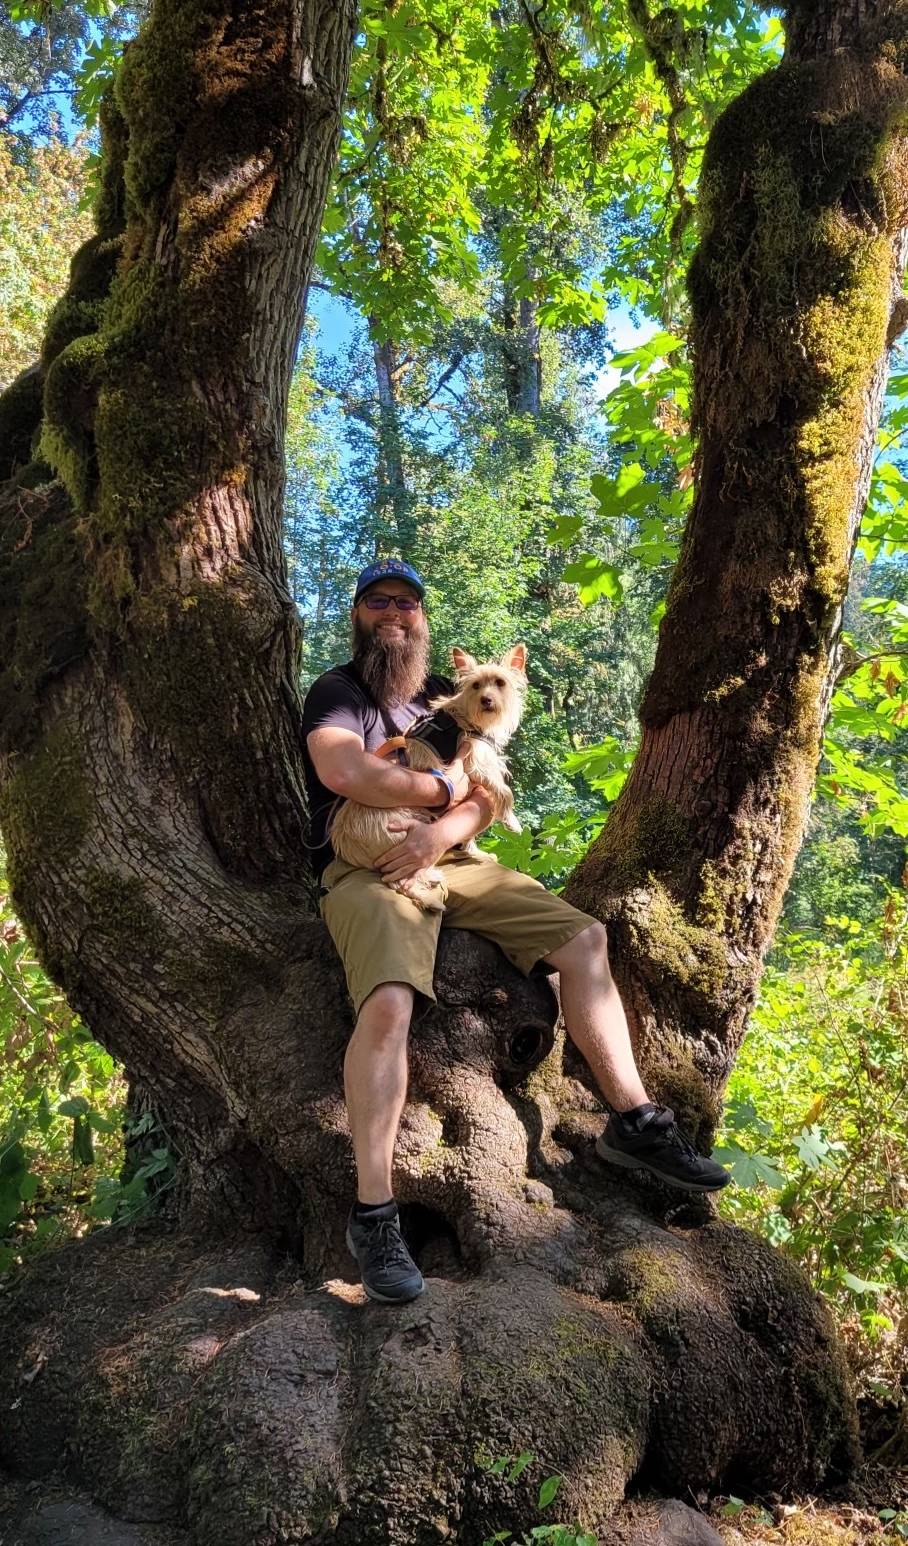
<box><xmin>0</xmin><ymin>0</ymin><xmax>903</xmax><ymax>1537</ymax></box>
<box><xmin>501</xmin><ymin>283</ymin><xmax>543</xmax><ymax>416</ymax></box>
<box><xmin>567</xmin><ymin>0</ymin><xmax>908</xmax><ymax>1130</ymax></box>
<box><xmin>370</xmin><ymin>327</ymin><xmax>413</xmax><ymax>550</ymax></box>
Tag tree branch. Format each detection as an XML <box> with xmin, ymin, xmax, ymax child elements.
<box><xmin>625</xmin><ymin>0</ymin><xmax>696</xmax><ymax>311</ymax></box>
<box><xmin>836</xmin><ymin>645</ymin><xmax>908</xmax><ymax>682</ymax></box>
<box><xmin>415</xmin><ymin>353</ymin><xmax>466</xmax><ymax>410</ymax></box>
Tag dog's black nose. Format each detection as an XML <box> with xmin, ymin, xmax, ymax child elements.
<box><xmin>480</xmin><ymin>695</ymin><xmax>494</xmax><ymax>710</ymax></box>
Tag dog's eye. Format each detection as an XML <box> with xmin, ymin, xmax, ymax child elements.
<box><xmin>493</xmin><ymin>677</ymin><xmax>505</xmax><ymax>688</ymax></box>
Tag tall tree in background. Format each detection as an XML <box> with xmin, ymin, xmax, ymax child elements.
<box><xmin>1</xmin><ymin>0</ymin><xmax>906</xmax><ymax>1539</ymax></box>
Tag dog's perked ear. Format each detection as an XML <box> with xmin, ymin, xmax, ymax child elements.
<box><xmin>500</xmin><ymin>643</ymin><xmax>527</xmax><ymax>675</ymax></box>
<box><xmin>452</xmin><ymin>647</ymin><xmax>479</xmax><ymax>675</ymax></box>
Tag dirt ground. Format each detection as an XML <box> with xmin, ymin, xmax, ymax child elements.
<box><xmin>1</xmin><ymin>1468</ymin><xmax>906</xmax><ymax>1546</ymax></box>
<box><xmin>707</xmin><ymin>1465</ymin><xmax>908</xmax><ymax>1546</ymax></box>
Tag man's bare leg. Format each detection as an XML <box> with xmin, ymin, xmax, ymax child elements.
<box><xmin>542</xmin><ymin>922</ymin><xmax>730</xmax><ymax>1190</ymax></box>
<box><xmin>343</xmin><ymin>981</ymin><xmax>427</xmax><ymax>1302</ymax></box>
<box><xmin>343</xmin><ymin>981</ymin><xmax>415</xmax><ymax>1203</ymax></box>
<box><xmin>543</xmin><ymin>922</ymin><xmax>649</xmax><ymax>1110</ymax></box>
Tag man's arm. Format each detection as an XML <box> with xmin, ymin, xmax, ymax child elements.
<box><xmin>307</xmin><ymin>726</ymin><xmax>470</xmax><ymax>809</ymax></box>
<box><xmin>430</xmin><ymin>787</ymin><xmax>495</xmax><ymax>847</ymax></box>
<box><xmin>375</xmin><ymin>786</ymin><xmax>496</xmax><ymax>884</ymax></box>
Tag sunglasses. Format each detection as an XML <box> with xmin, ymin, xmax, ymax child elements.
<box><xmin>360</xmin><ymin>593</ymin><xmax>421</xmax><ymax>612</ymax></box>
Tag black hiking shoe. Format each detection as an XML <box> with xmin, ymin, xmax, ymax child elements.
<box><xmin>595</xmin><ymin>1106</ymin><xmax>731</xmax><ymax>1192</ymax></box>
<box><xmin>346</xmin><ymin>1201</ymin><xmax>426</xmax><ymax>1304</ymax></box>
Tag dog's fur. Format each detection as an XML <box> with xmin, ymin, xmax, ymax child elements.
<box><xmin>329</xmin><ymin>644</ymin><xmax>528</xmax><ymax>911</ymax></box>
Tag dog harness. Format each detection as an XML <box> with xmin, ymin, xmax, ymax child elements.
<box><xmin>375</xmin><ymin>709</ymin><xmax>496</xmax><ymax>765</ymax></box>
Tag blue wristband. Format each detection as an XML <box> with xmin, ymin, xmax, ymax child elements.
<box><xmin>427</xmin><ymin>769</ymin><xmax>454</xmax><ymax>811</ymax></box>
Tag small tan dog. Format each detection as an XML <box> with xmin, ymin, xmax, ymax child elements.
<box><xmin>329</xmin><ymin>644</ymin><xmax>528</xmax><ymax>911</ymax></box>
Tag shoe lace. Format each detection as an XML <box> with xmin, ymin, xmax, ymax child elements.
<box><xmin>364</xmin><ymin>1218</ymin><xmax>414</xmax><ymax>1271</ymax></box>
<box><xmin>666</xmin><ymin>1120</ymin><xmax>702</xmax><ymax>1163</ymax></box>
<box><xmin>650</xmin><ymin>1108</ymin><xmax>703</xmax><ymax>1165</ymax></box>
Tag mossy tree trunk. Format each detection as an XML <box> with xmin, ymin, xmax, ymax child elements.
<box><xmin>1</xmin><ymin>0</ymin><xmax>358</xmax><ymax>1225</ymax></box>
<box><xmin>0</xmin><ymin>0</ymin><xmax>904</xmax><ymax>1540</ymax></box>
<box><xmin>567</xmin><ymin>0</ymin><xmax>908</xmax><ymax>1136</ymax></box>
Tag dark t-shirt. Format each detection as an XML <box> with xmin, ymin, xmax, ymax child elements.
<box><xmin>301</xmin><ymin>661</ymin><xmax>454</xmax><ymax>878</ymax></box>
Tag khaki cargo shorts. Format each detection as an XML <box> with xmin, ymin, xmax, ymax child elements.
<box><xmin>320</xmin><ymin>848</ymin><xmax>598</xmax><ymax>1017</ymax></box>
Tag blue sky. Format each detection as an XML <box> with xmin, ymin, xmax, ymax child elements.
<box><xmin>308</xmin><ymin>288</ymin><xmax>651</xmax><ymax>402</ymax></box>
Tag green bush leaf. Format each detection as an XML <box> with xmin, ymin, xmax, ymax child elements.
<box><xmin>562</xmin><ymin>556</ymin><xmax>624</xmax><ymax>606</ymax></box>
<box><xmin>72</xmin><ymin>1116</ymin><xmax>95</xmax><ymax>1167</ymax></box>
<box><xmin>842</xmin><ymin>1272</ymin><xmax>888</xmax><ymax>1295</ymax></box>
<box><xmin>87</xmin><ymin>1112</ymin><xmax>119</xmax><ymax>1133</ymax></box>
<box><xmin>712</xmin><ymin>1144</ymin><xmax>786</xmax><ymax>1189</ymax></box>
<box><xmin>507</xmin><ymin>1451</ymin><xmax>534</xmax><ymax>1482</ymax></box>
<box><xmin>57</xmin><ymin>1097</ymin><xmax>90</xmax><ymax>1118</ymax></box>
<box><xmin>18</xmin><ymin>1172</ymin><xmax>39</xmax><ymax>1202</ymax></box>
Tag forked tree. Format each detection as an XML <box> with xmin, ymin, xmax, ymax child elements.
<box><xmin>0</xmin><ymin>0</ymin><xmax>906</xmax><ymax>1539</ymax></box>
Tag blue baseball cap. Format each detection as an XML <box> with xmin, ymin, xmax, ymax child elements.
<box><xmin>353</xmin><ymin>558</ymin><xmax>426</xmax><ymax>605</ymax></box>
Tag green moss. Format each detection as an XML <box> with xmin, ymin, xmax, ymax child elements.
<box><xmin>119</xmin><ymin>581</ymin><xmax>268</xmax><ymax>857</ymax></box>
<box><xmin>68</xmin><ymin>233</ymin><xmax>124</xmax><ymax>302</ymax></box>
<box><xmin>642</xmin><ymin>885</ymin><xmax>729</xmax><ymax>1002</ymax></box>
<box><xmin>550</xmin><ymin>1315</ymin><xmax>620</xmax><ymax>1368</ymax></box>
<box><xmin>641</xmin><ymin>47</ymin><xmax>908</xmax><ymax>736</ymax></box>
<box><xmin>26</xmin><ymin>2</ymin><xmax>292</xmax><ymax>636</ymax></box>
<box><xmin>645</xmin><ymin>1050</ymin><xmax>719</xmax><ymax>1141</ymax></box>
<box><xmin>797</xmin><ymin>233</ymin><xmax>892</xmax><ymax>602</ymax></box>
<box><xmin>571</xmin><ymin>795</ymin><xmax>733</xmax><ymax>1009</ymax></box>
<box><xmin>703</xmin><ymin>673</ymin><xmax>745</xmax><ymax>704</ymax></box>
<box><xmin>29</xmin><ymin>102</ymin><xmax>125</xmax><ymax>508</ymax></box>
<box><xmin>470</xmin><ymin>1307</ymin><xmax>650</xmax><ymax>1518</ymax></box>
<box><xmin>602</xmin><ymin>796</ymin><xmax>693</xmax><ymax>893</ymax></box>
<box><xmin>695</xmin><ymin>859</ymin><xmax>725</xmax><ymax>930</ymax></box>
<box><xmin>114</xmin><ymin>1</ymin><xmax>224</xmax><ymax>217</ymax></box>
<box><xmin>94</xmin><ymin>295</ymin><xmax>212</xmax><ymax>531</ymax></box>
<box><xmin>0</xmin><ymin>729</ymin><xmax>93</xmax><ymax>863</ymax></box>
<box><xmin>40</xmin><ymin>297</ymin><xmax>105</xmax><ymax>372</ymax></box>
<box><xmin>520</xmin><ymin>1027</ymin><xmax>569</xmax><ymax>1104</ymax></box>
<box><xmin>691</xmin><ymin>54</ymin><xmax>905</xmax><ymax>487</ymax></box>
<box><xmin>40</xmin><ymin>333</ymin><xmax>106</xmax><ymax>512</ymax></box>
<box><xmin>609</xmin><ymin>1245</ymin><xmax>681</xmax><ymax>1315</ymax></box>
<box><xmin>693</xmin><ymin>847</ymin><xmax>759</xmax><ymax>940</ymax></box>
<box><xmin>95</xmin><ymin>93</ymin><xmax>129</xmax><ymax>238</ymax></box>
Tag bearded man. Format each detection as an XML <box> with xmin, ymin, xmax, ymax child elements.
<box><xmin>301</xmin><ymin>559</ymin><xmax>729</xmax><ymax>1305</ymax></box>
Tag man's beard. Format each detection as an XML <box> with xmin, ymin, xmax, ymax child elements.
<box><xmin>352</xmin><ymin>614</ymin><xmax>431</xmax><ymax>706</ymax></box>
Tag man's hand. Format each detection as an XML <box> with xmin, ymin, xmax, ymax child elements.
<box><xmin>375</xmin><ymin>818</ymin><xmax>449</xmax><ymax>884</ymax></box>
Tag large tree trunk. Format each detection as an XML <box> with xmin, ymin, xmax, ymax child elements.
<box><xmin>370</xmin><ymin>328</ymin><xmax>413</xmax><ymax>550</ymax></box>
<box><xmin>501</xmin><ymin>284</ymin><xmax>543</xmax><ymax>416</ymax></box>
<box><xmin>1</xmin><ymin>0</ymin><xmax>905</xmax><ymax>1539</ymax></box>
<box><xmin>567</xmin><ymin>0</ymin><xmax>908</xmax><ymax>1132</ymax></box>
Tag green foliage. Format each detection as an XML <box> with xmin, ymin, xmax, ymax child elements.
<box><xmin>821</xmin><ymin>580</ymin><xmax>908</xmax><ymax>841</ymax></box>
<box><xmin>0</xmin><ymin>853</ymin><xmax>170</xmax><ymax>1277</ymax></box>
<box><xmin>476</xmin><ymin>1450</ymin><xmax>597</xmax><ymax>1546</ymax></box>
<box><xmin>716</xmin><ymin>888</ymin><xmax>908</xmax><ymax>1390</ymax></box>
<box><xmin>0</xmin><ymin>133</ymin><xmax>92</xmax><ymax>388</ymax></box>
<box><xmin>2</xmin><ymin>1</ymin><xmax>137</xmax><ymax>147</ymax></box>
<box><xmin>317</xmin><ymin>0</ymin><xmax>780</xmax><ymax>352</ymax></box>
